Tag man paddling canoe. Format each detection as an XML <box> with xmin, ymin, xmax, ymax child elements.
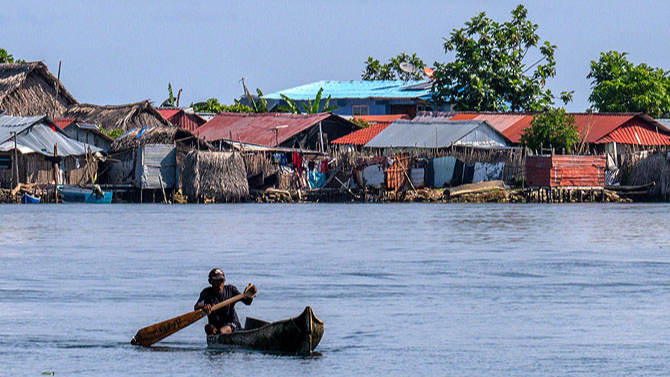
<box><xmin>194</xmin><ymin>268</ymin><xmax>254</xmax><ymax>335</ymax></box>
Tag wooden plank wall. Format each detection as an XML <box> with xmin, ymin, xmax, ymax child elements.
<box><xmin>0</xmin><ymin>153</ymin><xmax>97</xmax><ymax>188</ymax></box>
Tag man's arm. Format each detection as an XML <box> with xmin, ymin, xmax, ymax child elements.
<box><xmin>194</xmin><ymin>291</ymin><xmax>213</xmax><ymax>313</ymax></box>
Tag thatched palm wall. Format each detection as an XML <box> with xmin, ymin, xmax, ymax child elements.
<box><xmin>63</xmin><ymin>101</ymin><xmax>169</xmax><ymax>132</ymax></box>
<box><xmin>0</xmin><ymin>62</ymin><xmax>78</xmax><ymax>117</ymax></box>
<box><xmin>182</xmin><ymin>150</ymin><xmax>249</xmax><ymax>202</ymax></box>
<box><xmin>625</xmin><ymin>154</ymin><xmax>670</xmax><ymax>200</ymax></box>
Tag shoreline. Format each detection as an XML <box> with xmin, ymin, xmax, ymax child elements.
<box><xmin>2</xmin><ymin>185</ymin><xmax>635</xmax><ymax>204</ymax></box>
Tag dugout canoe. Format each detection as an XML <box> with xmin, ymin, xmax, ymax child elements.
<box><xmin>57</xmin><ymin>185</ymin><xmax>112</xmax><ymax>203</ymax></box>
<box><xmin>206</xmin><ymin>306</ymin><xmax>324</xmax><ymax>355</ymax></box>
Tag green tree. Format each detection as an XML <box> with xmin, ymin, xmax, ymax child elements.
<box><xmin>100</xmin><ymin>128</ymin><xmax>125</xmax><ymax>140</ymax></box>
<box><xmin>161</xmin><ymin>83</ymin><xmax>179</xmax><ymax>107</ymax></box>
<box><xmin>0</xmin><ymin>48</ymin><xmax>25</xmax><ymax>63</ymax></box>
<box><xmin>280</xmin><ymin>87</ymin><xmax>338</xmax><ymax>114</ymax></box>
<box><xmin>520</xmin><ymin>108</ymin><xmax>579</xmax><ymax>153</ymax></box>
<box><xmin>432</xmin><ymin>5</ymin><xmax>563</xmax><ymax>111</ymax></box>
<box><xmin>362</xmin><ymin>53</ymin><xmax>426</xmax><ymax>81</ymax></box>
<box><xmin>351</xmin><ymin>117</ymin><xmax>371</xmax><ymax>128</ymax></box>
<box><xmin>588</xmin><ymin>51</ymin><xmax>670</xmax><ymax>117</ymax></box>
<box><xmin>190</xmin><ymin>98</ymin><xmax>253</xmax><ymax>113</ymax></box>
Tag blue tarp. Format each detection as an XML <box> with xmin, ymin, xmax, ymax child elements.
<box><xmin>308</xmin><ymin>171</ymin><xmax>325</xmax><ymax>189</ymax></box>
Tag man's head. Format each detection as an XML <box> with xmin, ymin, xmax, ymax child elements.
<box><xmin>208</xmin><ymin>268</ymin><xmax>226</xmax><ymax>292</ymax></box>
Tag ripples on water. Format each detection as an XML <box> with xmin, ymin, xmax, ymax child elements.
<box><xmin>0</xmin><ymin>203</ymin><xmax>669</xmax><ymax>376</ymax></box>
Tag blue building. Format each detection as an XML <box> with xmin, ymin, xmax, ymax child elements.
<box><xmin>262</xmin><ymin>80</ymin><xmax>451</xmax><ymax>118</ymax></box>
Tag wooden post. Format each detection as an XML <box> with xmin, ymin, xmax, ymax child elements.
<box><xmin>53</xmin><ymin>61</ymin><xmax>62</xmax><ymax>118</ymax></box>
<box><xmin>158</xmin><ymin>175</ymin><xmax>167</xmax><ymax>204</ymax></box>
<box><xmin>53</xmin><ymin>143</ymin><xmax>59</xmax><ymax>203</ymax></box>
<box><xmin>11</xmin><ymin>131</ymin><xmax>19</xmax><ymax>190</ymax></box>
<box><xmin>318</xmin><ymin>121</ymin><xmax>324</xmax><ymax>153</ymax></box>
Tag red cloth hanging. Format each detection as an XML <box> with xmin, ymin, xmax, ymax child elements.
<box><xmin>320</xmin><ymin>158</ymin><xmax>329</xmax><ymax>175</ymax></box>
<box><xmin>292</xmin><ymin>152</ymin><xmax>303</xmax><ymax>174</ymax></box>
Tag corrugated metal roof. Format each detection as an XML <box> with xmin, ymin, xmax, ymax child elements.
<box><xmin>0</xmin><ymin>114</ymin><xmax>101</xmax><ymax>156</ymax></box>
<box><xmin>158</xmin><ymin>109</ymin><xmax>206</xmax><ymax>131</ymax></box>
<box><xmin>332</xmin><ymin>122</ymin><xmax>391</xmax><ymax>145</ymax></box>
<box><xmin>656</xmin><ymin>118</ymin><xmax>670</xmax><ymax>130</ymax></box>
<box><xmin>157</xmin><ymin>109</ymin><xmax>181</xmax><ymax>120</ymax></box>
<box><xmin>355</xmin><ymin>114</ymin><xmax>410</xmax><ymax>124</ymax></box>
<box><xmin>197</xmin><ymin>112</ymin><xmax>334</xmax><ymax>146</ymax></box>
<box><xmin>263</xmin><ymin>80</ymin><xmax>432</xmax><ymax>100</ymax></box>
<box><xmin>598</xmin><ymin>119</ymin><xmax>670</xmax><ymax>145</ymax></box>
<box><xmin>53</xmin><ymin>118</ymin><xmax>77</xmax><ymax>129</ymax></box>
<box><xmin>364</xmin><ymin>120</ymin><xmax>509</xmax><ymax>149</ymax></box>
<box><xmin>418</xmin><ymin>112</ymin><xmax>670</xmax><ymax>145</ymax></box>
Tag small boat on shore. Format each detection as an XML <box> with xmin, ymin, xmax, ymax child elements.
<box><xmin>57</xmin><ymin>185</ymin><xmax>113</xmax><ymax>204</ymax></box>
<box><xmin>207</xmin><ymin>306</ymin><xmax>324</xmax><ymax>355</ymax></box>
<box><xmin>21</xmin><ymin>193</ymin><xmax>41</xmax><ymax>204</ymax></box>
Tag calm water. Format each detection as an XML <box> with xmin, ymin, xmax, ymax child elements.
<box><xmin>0</xmin><ymin>203</ymin><xmax>669</xmax><ymax>376</ymax></box>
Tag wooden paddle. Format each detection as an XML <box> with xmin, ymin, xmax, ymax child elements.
<box><xmin>131</xmin><ymin>284</ymin><xmax>257</xmax><ymax>347</ymax></box>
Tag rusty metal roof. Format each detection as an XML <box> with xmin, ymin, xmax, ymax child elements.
<box><xmin>197</xmin><ymin>112</ymin><xmax>338</xmax><ymax>146</ymax></box>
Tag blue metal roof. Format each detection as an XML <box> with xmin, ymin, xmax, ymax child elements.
<box><xmin>263</xmin><ymin>80</ymin><xmax>432</xmax><ymax>101</ymax></box>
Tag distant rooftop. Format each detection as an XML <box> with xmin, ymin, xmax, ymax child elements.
<box><xmin>263</xmin><ymin>80</ymin><xmax>432</xmax><ymax>101</ymax></box>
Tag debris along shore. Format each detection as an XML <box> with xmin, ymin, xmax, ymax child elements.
<box><xmin>248</xmin><ymin>181</ymin><xmax>631</xmax><ymax>204</ymax></box>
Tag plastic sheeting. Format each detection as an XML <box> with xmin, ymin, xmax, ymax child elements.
<box><xmin>473</xmin><ymin>162</ymin><xmax>504</xmax><ymax>183</ymax></box>
<box><xmin>410</xmin><ymin>168</ymin><xmax>425</xmax><ymax>188</ymax></box>
<box><xmin>362</xmin><ymin>164</ymin><xmax>385</xmax><ymax>187</ymax></box>
<box><xmin>433</xmin><ymin>156</ymin><xmax>457</xmax><ymax>188</ymax></box>
<box><xmin>308</xmin><ymin>171</ymin><xmax>325</xmax><ymax>189</ymax></box>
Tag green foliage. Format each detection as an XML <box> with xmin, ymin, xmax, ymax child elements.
<box><xmin>520</xmin><ymin>108</ymin><xmax>579</xmax><ymax>153</ymax></box>
<box><xmin>432</xmin><ymin>5</ymin><xmax>561</xmax><ymax>111</ymax></box>
<box><xmin>161</xmin><ymin>83</ymin><xmax>177</xmax><ymax>107</ymax></box>
<box><xmin>351</xmin><ymin>117</ymin><xmax>371</xmax><ymax>128</ymax></box>
<box><xmin>100</xmin><ymin>128</ymin><xmax>125</xmax><ymax>140</ymax></box>
<box><xmin>0</xmin><ymin>48</ymin><xmax>24</xmax><ymax>63</ymax></box>
<box><xmin>362</xmin><ymin>53</ymin><xmax>426</xmax><ymax>81</ymax></box>
<box><xmin>588</xmin><ymin>51</ymin><xmax>670</xmax><ymax>117</ymax></box>
<box><xmin>190</xmin><ymin>98</ymin><xmax>253</xmax><ymax>113</ymax></box>
<box><xmin>244</xmin><ymin>88</ymin><xmax>270</xmax><ymax>113</ymax></box>
<box><xmin>280</xmin><ymin>87</ymin><xmax>339</xmax><ymax>114</ymax></box>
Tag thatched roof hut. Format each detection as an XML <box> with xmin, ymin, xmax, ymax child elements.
<box><xmin>108</xmin><ymin>125</ymin><xmax>211</xmax><ymax>154</ymax></box>
<box><xmin>0</xmin><ymin>62</ymin><xmax>78</xmax><ymax>118</ymax></box>
<box><xmin>62</xmin><ymin>101</ymin><xmax>170</xmax><ymax>133</ymax></box>
<box><xmin>181</xmin><ymin>150</ymin><xmax>249</xmax><ymax>202</ymax></box>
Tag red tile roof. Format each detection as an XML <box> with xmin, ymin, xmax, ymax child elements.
<box><xmin>53</xmin><ymin>118</ymin><xmax>77</xmax><ymax>129</ymax></box>
<box><xmin>331</xmin><ymin>122</ymin><xmax>391</xmax><ymax>145</ymax></box>
<box><xmin>197</xmin><ymin>112</ymin><xmax>335</xmax><ymax>146</ymax></box>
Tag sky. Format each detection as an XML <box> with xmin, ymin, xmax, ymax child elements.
<box><xmin>2</xmin><ymin>0</ymin><xmax>670</xmax><ymax>112</ymax></box>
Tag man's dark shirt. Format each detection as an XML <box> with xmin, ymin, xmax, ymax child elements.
<box><xmin>195</xmin><ymin>285</ymin><xmax>242</xmax><ymax>329</ymax></box>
